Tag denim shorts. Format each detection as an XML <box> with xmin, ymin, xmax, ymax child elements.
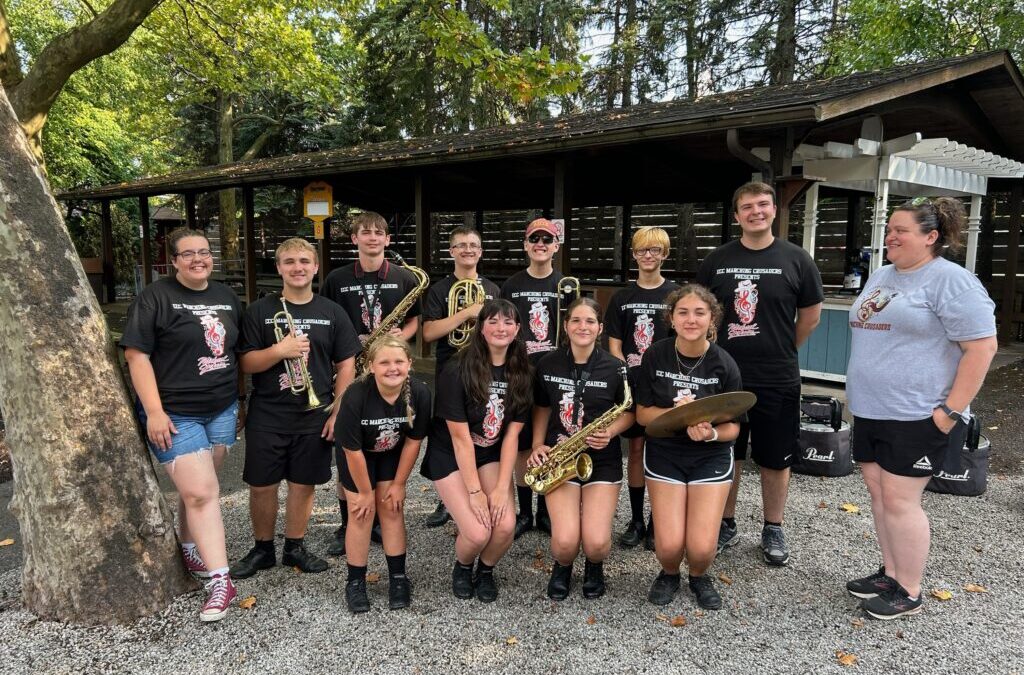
<box><xmin>136</xmin><ymin>400</ymin><xmax>238</xmax><ymax>465</ymax></box>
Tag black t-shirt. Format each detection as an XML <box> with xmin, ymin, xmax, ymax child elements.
<box><xmin>696</xmin><ymin>239</ymin><xmax>823</xmax><ymax>387</ymax></box>
<box><xmin>500</xmin><ymin>269</ymin><xmax>565</xmax><ymax>361</ymax></box>
<box><xmin>239</xmin><ymin>294</ymin><xmax>362</xmax><ymax>433</ymax></box>
<box><xmin>430</xmin><ymin>358</ymin><xmax>529</xmax><ymax>456</ymax></box>
<box><xmin>120</xmin><ymin>277</ymin><xmax>241</xmax><ymax>415</ymax></box>
<box><xmin>320</xmin><ymin>261</ymin><xmax>423</xmax><ymax>341</ymax></box>
<box><xmin>635</xmin><ymin>338</ymin><xmax>743</xmax><ymax>455</ymax></box>
<box><xmin>605</xmin><ymin>280</ymin><xmax>681</xmax><ymax>370</ymax></box>
<box><xmin>423</xmin><ymin>274</ymin><xmax>501</xmax><ymax>376</ymax></box>
<box><xmin>534</xmin><ymin>348</ymin><xmax>630</xmax><ymax>448</ymax></box>
<box><xmin>335</xmin><ymin>377</ymin><xmax>431</xmax><ymax>454</ymax></box>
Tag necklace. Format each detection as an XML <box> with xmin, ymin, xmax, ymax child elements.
<box><xmin>675</xmin><ymin>343</ymin><xmax>709</xmax><ymax>378</ymax></box>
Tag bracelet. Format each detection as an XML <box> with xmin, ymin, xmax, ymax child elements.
<box><xmin>705</xmin><ymin>427</ymin><xmax>719</xmax><ymax>443</ymax></box>
<box><xmin>468</xmin><ymin>488</ymin><xmax>482</xmax><ymax>495</ymax></box>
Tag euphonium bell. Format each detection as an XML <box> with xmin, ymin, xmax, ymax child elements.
<box><xmin>448</xmin><ymin>278</ymin><xmax>487</xmax><ymax>349</ymax></box>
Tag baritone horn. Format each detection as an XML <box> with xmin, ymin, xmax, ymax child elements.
<box><xmin>448</xmin><ymin>278</ymin><xmax>487</xmax><ymax>349</ymax></box>
<box><xmin>274</xmin><ymin>298</ymin><xmax>324</xmax><ymax>410</ymax></box>
<box><xmin>554</xmin><ymin>275</ymin><xmax>581</xmax><ymax>346</ymax></box>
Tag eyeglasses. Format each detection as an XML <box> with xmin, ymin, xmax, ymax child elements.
<box><xmin>634</xmin><ymin>247</ymin><xmax>664</xmax><ymax>258</ymax></box>
<box><xmin>527</xmin><ymin>233</ymin><xmax>554</xmax><ymax>244</ymax></box>
<box><xmin>175</xmin><ymin>249</ymin><xmax>213</xmax><ymax>261</ymax></box>
<box><xmin>451</xmin><ymin>242</ymin><xmax>482</xmax><ymax>251</ymax></box>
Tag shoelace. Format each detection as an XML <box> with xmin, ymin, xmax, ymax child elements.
<box><xmin>765</xmin><ymin>527</ymin><xmax>785</xmax><ymax>551</ymax></box>
<box><xmin>183</xmin><ymin>547</ymin><xmax>205</xmax><ymax>569</ymax></box>
<box><xmin>204</xmin><ymin>577</ymin><xmax>230</xmax><ymax>606</ymax></box>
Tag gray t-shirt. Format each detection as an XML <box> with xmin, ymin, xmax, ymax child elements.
<box><xmin>847</xmin><ymin>257</ymin><xmax>995</xmax><ymax>421</ymax></box>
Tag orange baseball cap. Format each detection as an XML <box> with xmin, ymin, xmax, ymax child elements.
<box><xmin>525</xmin><ymin>218</ymin><xmax>559</xmax><ymax>238</ymax></box>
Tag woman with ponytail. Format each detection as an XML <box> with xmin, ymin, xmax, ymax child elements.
<box><xmin>334</xmin><ymin>336</ymin><xmax>431</xmax><ymax>613</ymax></box>
<box><xmin>846</xmin><ymin>197</ymin><xmax>997</xmax><ymax>620</ymax></box>
<box><xmin>421</xmin><ymin>299</ymin><xmax>532</xmax><ymax>603</ymax></box>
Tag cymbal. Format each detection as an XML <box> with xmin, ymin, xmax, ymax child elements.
<box><xmin>646</xmin><ymin>391</ymin><xmax>757</xmax><ymax>438</ymax></box>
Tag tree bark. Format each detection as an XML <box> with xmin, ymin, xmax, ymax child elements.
<box><xmin>0</xmin><ymin>88</ymin><xmax>194</xmax><ymax>624</ymax></box>
<box><xmin>217</xmin><ymin>90</ymin><xmax>239</xmax><ymax>270</ymax></box>
<box><xmin>0</xmin><ymin>0</ymin><xmax>24</xmax><ymax>90</ymax></box>
<box><xmin>769</xmin><ymin>0</ymin><xmax>797</xmax><ymax>85</ymax></box>
<box><xmin>5</xmin><ymin>0</ymin><xmax>163</xmax><ymax>158</ymax></box>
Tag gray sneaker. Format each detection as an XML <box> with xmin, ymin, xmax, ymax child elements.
<box><xmin>716</xmin><ymin>520</ymin><xmax>738</xmax><ymax>554</ymax></box>
<box><xmin>760</xmin><ymin>524</ymin><xmax>790</xmax><ymax>566</ymax></box>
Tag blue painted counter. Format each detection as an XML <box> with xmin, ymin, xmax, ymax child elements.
<box><xmin>799</xmin><ymin>297</ymin><xmax>854</xmax><ymax>383</ymax></box>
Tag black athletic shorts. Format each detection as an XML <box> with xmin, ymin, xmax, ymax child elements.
<box><xmin>567</xmin><ymin>445</ymin><xmax>623</xmax><ymax>486</ymax></box>
<box><xmin>420</xmin><ymin>444</ymin><xmax>501</xmax><ymax>482</ymax></box>
<box><xmin>243</xmin><ymin>429</ymin><xmax>332</xmax><ymax>487</ymax></box>
<box><xmin>517</xmin><ymin>417</ymin><xmax>534</xmax><ymax>452</ymax></box>
<box><xmin>337</xmin><ymin>448</ymin><xmax>402</xmax><ymax>492</ymax></box>
<box><xmin>644</xmin><ymin>445</ymin><xmax>734</xmax><ymax>485</ymax></box>
<box><xmin>852</xmin><ymin>416</ymin><xmax>967</xmax><ymax>478</ymax></box>
<box><xmin>734</xmin><ymin>384</ymin><xmax>800</xmax><ymax>470</ymax></box>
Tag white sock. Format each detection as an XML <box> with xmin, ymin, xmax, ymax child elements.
<box><xmin>209</xmin><ymin>567</ymin><xmax>229</xmax><ymax>578</ymax></box>
<box><xmin>181</xmin><ymin>542</ymin><xmax>197</xmax><ymax>552</ymax></box>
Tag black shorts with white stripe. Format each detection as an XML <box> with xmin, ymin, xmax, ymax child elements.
<box><xmin>644</xmin><ymin>444</ymin><xmax>734</xmax><ymax>485</ymax></box>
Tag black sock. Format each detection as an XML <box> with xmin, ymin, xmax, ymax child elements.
<box><xmin>255</xmin><ymin>539</ymin><xmax>275</xmax><ymax>554</ymax></box>
<box><xmin>476</xmin><ymin>559</ymin><xmax>495</xmax><ymax>575</ymax></box>
<box><xmin>629</xmin><ymin>486</ymin><xmax>645</xmax><ymax>522</ymax></box>
<box><xmin>284</xmin><ymin>537</ymin><xmax>303</xmax><ymax>552</ymax></box>
<box><xmin>661</xmin><ymin>571</ymin><xmax>680</xmax><ymax>580</ymax></box>
<box><xmin>456</xmin><ymin>559</ymin><xmax>473</xmax><ymax>571</ymax></box>
<box><xmin>386</xmin><ymin>553</ymin><xmax>407</xmax><ymax>577</ymax></box>
<box><xmin>347</xmin><ymin>563</ymin><xmax>367</xmax><ymax>583</ymax></box>
<box><xmin>536</xmin><ymin>494</ymin><xmax>548</xmax><ymax>517</ymax></box>
<box><xmin>517</xmin><ymin>486</ymin><xmax>533</xmax><ymax>517</ymax></box>
<box><xmin>723</xmin><ymin>517</ymin><xmax>736</xmax><ymax>529</ymax></box>
<box><xmin>764</xmin><ymin>520</ymin><xmax>782</xmax><ymax>528</ymax></box>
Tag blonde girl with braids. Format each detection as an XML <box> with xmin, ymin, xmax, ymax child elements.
<box><xmin>333</xmin><ymin>335</ymin><xmax>432</xmax><ymax>613</ymax></box>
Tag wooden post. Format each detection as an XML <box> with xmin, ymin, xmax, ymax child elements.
<box><xmin>845</xmin><ymin>193</ymin><xmax>862</xmax><ymax>262</ymax></box>
<box><xmin>619</xmin><ymin>203</ymin><xmax>633</xmax><ymax>283</ymax></box>
<box><xmin>184</xmin><ymin>192</ymin><xmax>198</xmax><ymax>230</ymax></box>
<box><xmin>554</xmin><ymin>158</ymin><xmax>572</xmax><ymax>273</ymax></box>
<box><xmin>319</xmin><ymin>211</ymin><xmax>332</xmax><ymax>287</ymax></box>
<box><xmin>801</xmin><ymin>183</ymin><xmax>819</xmax><ymax>256</ymax></box>
<box><xmin>999</xmin><ymin>181</ymin><xmax>1023</xmax><ymax>343</ymax></box>
<box><xmin>243</xmin><ymin>186</ymin><xmax>257</xmax><ymax>304</ymax></box>
<box><xmin>966</xmin><ymin>194</ymin><xmax>982</xmax><ymax>273</ymax></box>
<box><xmin>415</xmin><ymin>175</ymin><xmax>431</xmax><ymax>357</ymax></box>
<box><xmin>100</xmin><ymin>199</ymin><xmax>116</xmax><ymax>303</ymax></box>
<box><xmin>721</xmin><ymin>200</ymin><xmax>732</xmax><ymax>244</ymax></box>
<box><xmin>139</xmin><ymin>196</ymin><xmax>152</xmax><ymax>286</ymax></box>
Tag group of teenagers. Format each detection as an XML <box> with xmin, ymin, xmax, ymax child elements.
<box><xmin>120</xmin><ymin>181</ymin><xmax>997</xmax><ymax>625</ymax></box>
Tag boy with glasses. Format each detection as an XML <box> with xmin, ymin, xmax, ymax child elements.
<box><xmin>500</xmin><ymin>218</ymin><xmax>565</xmax><ymax>537</ymax></box>
<box><xmin>421</xmin><ymin>226</ymin><xmax>501</xmax><ymax>526</ymax></box>
<box><xmin>606</xmin><ymin>227</ymin><xmax>680</xmax><ymax>550</ymax></box>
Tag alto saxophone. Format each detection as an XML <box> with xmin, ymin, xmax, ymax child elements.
<box><xmin>356</xmin><ymin>251</ymin><xmax>430</xmax><ymax>372</ymax></box>
<box><xmin>525</xmin><ymin>366</ymin><xmax>632</xmax><ymax>495</ymax></box>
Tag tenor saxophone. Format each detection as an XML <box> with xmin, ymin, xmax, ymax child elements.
<box><xmin>356</xmin><ymin>251</ymin><xmax>429</xmax><ymax>372</ymax></box>
<box><xmin>525</xmin><ymin>366</ymin><xmax>632</xmax><ymax>495</ymax></box>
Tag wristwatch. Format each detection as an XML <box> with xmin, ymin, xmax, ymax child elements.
<box><xmin>938</xmin><ymin>404</ymin><xmax>962</xmax><ymax>423</ymax></box>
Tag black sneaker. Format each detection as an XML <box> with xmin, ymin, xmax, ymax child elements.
<box><xmin>582</xmin><ymin>560</ymin><xmax>605</xmax><ymax>599</ymax></box>
<box><xmin>643</xmin><ymin>516</ymin><xmax>656</xmax><ymax>552</ymax></box>
<box><xmin>452</xmin><ymin>561</ymin><xmax>474</xmax><ymax>600</ymax></box>
<box><xmin>535</xmin><ymin>510</ymin><xmax>552</xmax><ymax>536</ymax></box>
<box><xmin>760</xmin><ymin>524</ymin><xmax>790</xmax><ymax>566</ymax></box>
<box><xmin>371</xmin><ymin>519</ymin><xmax>383</xmax><ymax>545</ymax></box>
<box><xmin>474</xmin><ymin>569</ymin><xmax>499</xmax><ymax>603</ymax></box>
<box><xmin>647</xmin><ymin>571</ymin><xmax>680</xmax><ymax>606</ymax></box>
<box><xmin>345</xmin><ymin>578</ymin><xmax>370</xmax><ymax>614</ymax></box>
<box><xmin>282</xmin><ymin>543</ymin><xmax>328</xmax><ymax>573</ymax></box>
<box><xmin>716</xmin><ymin>520</ymin><xmax>738</xmax><ymax>554</ymax></box>
<box><xmin>846</xmin><ymin>566</ymin><xmax>896</xmax><ymax>599</ymax></box>
<box><xmin>688</xmin><ymin>575</ymin><xmax>723</xmax><ymax>610</ymax></box>
<box><xmin>862</xmin><ymin>583</ymin><xmax>923</xmax><ymax>620</ymax></box>
<box><xmin>618</xmin><ymin>519</ymin><xmax>646</xmax><ymax>548</ymax></box>
<box><xmin>230</xmin><ymin>546</ymin><xmax>276</xmax><ymax>579</ymax></box>
<box><xmin>326</xmin><ymin>525</ymin><xmax>346</xmax><ymax>557</ymax></box>
<box><xmin>514</xmin><ymin>512</ymin><xmax>534</xmax><ymax>540</ymax></box>
<box><xmin>388</xmin><ymin>574</ymin><xmax>412</xmax><ymax>610</ymax></box>
<box><xmin>425</xmin><ymin>501</ymin><xmax>451</xmax><ymax>528</ymax></box>
<box><xmin>546</xmin><ymin>562</ymin><xmax>572</xmax><ymax>601</ymax></box>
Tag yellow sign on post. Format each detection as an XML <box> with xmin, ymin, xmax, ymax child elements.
<box><xmin>303</xmin><ymin>181</ymin><xmax>333</xmax><ymax>240</ymax></box>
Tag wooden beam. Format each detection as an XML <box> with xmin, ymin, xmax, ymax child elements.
<box><xmin>774</xmin><ymin>175</ymin><xmax>821</xmax><ymax>241</ymax></box>
<box><xmin>414</xmin><ymin>175</ymin><xmax>431</xmax><ymax>357</ymax></box>
<box><xmin>619</xmin><ymin>203</ymin><xmax>632</xmax><ymax>283</ymax></box>
<box><xmin>243</xmin><ymin>186</ymin><xmax>257</xmax><ymax>304</ymax></box>
<box><xmin>999</xmin><ymin>181</ymin><xmax>1022</xmax><ymax>344</ymax></box>
<box><xmin>100</xmin><ymin>199</ymin><xmax>116</xmax><ymax>303</ymax></box>
<box><xmin>139</xmin><ymin>196</ymin><xmax>152</xmax><ymax>286</ymax></box>
<box><xmin>721</xmin><ymin>199</ymin><xmax>732</xmax><ymax>244</ymax></box>
<box><xmin>554</xmin><ymin>158</ymin><xmax>572</xmax><ymax>273</ymax></box>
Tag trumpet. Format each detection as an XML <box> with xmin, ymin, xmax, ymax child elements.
<box><xmin>274</xmin><ymin>298</ymin><xmax>324</xmax><ymax>410</ymax></box>
<box><xmin>554</xmin><ymin>275</ymin><xmax>581</xmax><ymax>346</ymax></box>
<box><xmin>448</xmin><ymin>278</ymin><xmax>487</xmax><ymax>349</ymax></box>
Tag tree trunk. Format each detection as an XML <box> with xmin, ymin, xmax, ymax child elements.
<box><xmin>217</xmin><ymin>91</ymin><xmax>239</xmax><ymax>270</ymax></box>
<box><xmin>769</xmin><ymin>0</ymin><xmax>797</xmax><ymax>85</ymax></box>
<box><xmin>620</xmin><ymin>0</ymin><xmax>637</xmax><ymax>107</ymax></box>
<box><xmin>0</xmin><ymin>88</ymin><xmax>193</xmax><ymax>624</ymax></box>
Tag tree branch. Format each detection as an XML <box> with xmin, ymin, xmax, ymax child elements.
<box><xmin>238</xmin><ymin>122</ymin><xmax>283</xmax><ymax>162</ymax></box>
<box><xmin>9</xmin><ymin>0</ymin><xmax>164</xmax><ymax>138</ymax></box>
<box><xmin>0</xmin><ymin>0</ymin><xmax>24</xmax><ymax>90</ymax></box>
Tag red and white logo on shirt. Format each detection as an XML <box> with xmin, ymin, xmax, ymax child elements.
<box><xmin>197</xmin><ymin>314</ymin><xmax>230</xmax><ymax>375</ymax></box>
<box><xmin>728</xmin><ymin>280</ymin><xmax>761</xmax><ymax>339</ymax></box>
<box><xmin>472</xmin><ymin>393</ymin><xmax>506</xmax><ymax>447</ymax></box>
<box><xmin>528</xmin><ymin>301</ymin><xmax>549</xmax><ymax>342</ymax></box>
<box><xmin>558</xmin><ymin>390</ymin><xmax>583</xmax><ymax>437</ymax></box>
<box><xmin>630</xmin><ymin>313</ymin><xmax>655</xmax><ymax>366</ymax></box>
<box><xmin>856</xmin><ymin>287</ymin><xmax>898</xmax><ymax>323</ymax></box>
<box><xmin>374</xmin><ymin>425</ymin><xmax>401</xmax><ymax>452</ymax></box>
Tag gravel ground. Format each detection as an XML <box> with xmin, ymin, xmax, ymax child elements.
<box><xmin>1</xmin><ymin>456</ymin><xmax>1021</xmax><ymax>674</ymax></box>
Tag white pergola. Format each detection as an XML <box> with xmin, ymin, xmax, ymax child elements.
<box><xmin>759</xmin><ymin>134</ymin><xmax>1024</xmax><ymax>272</ymax></box>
